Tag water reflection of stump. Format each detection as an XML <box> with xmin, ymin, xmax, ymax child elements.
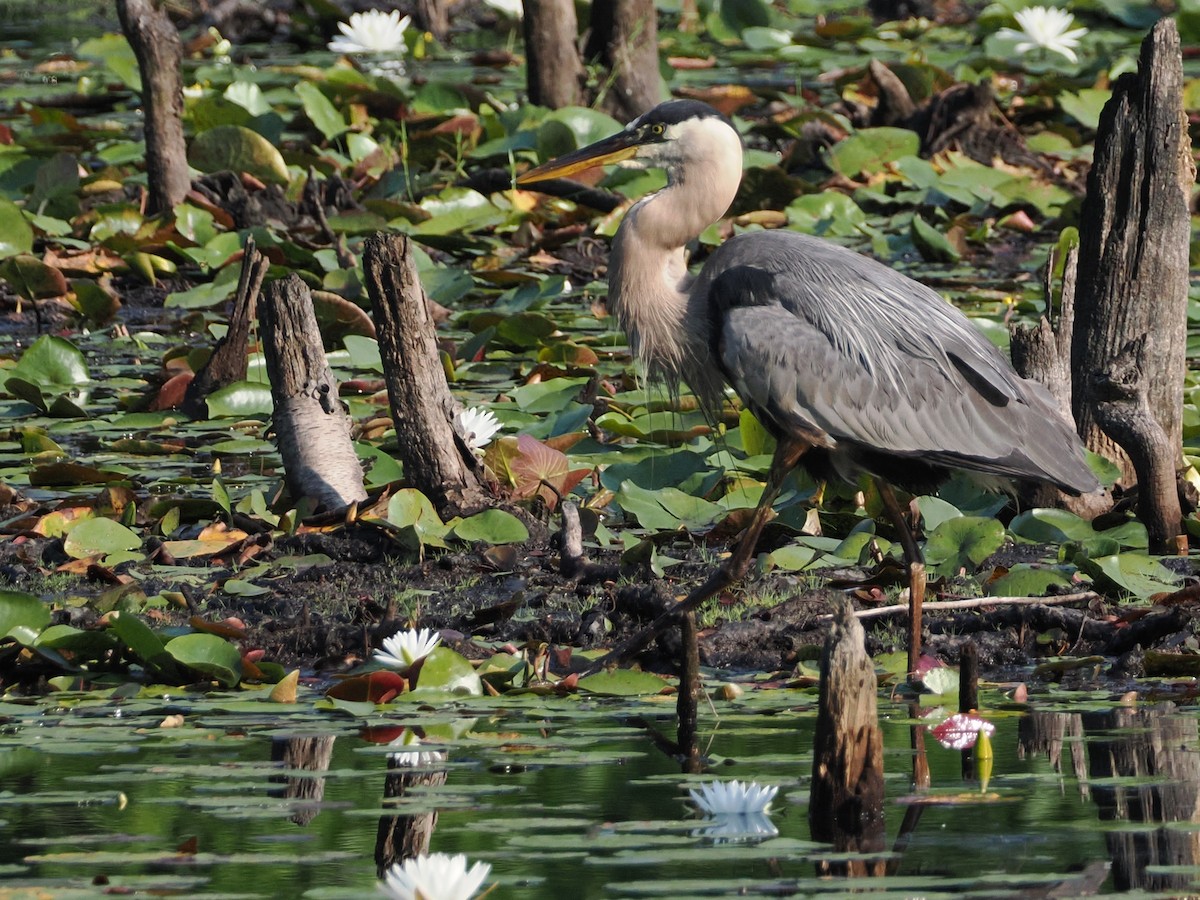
<box><xmin>269</xmin><ymin>735</ymin><xmax>336</xmax><ymax>826</ymax></box>
<box><xmin>1083</xmin><ymin>705</ymin><xmax>1200</xmax><ymax>893</ymax></box>
<box><xmin>375</xmin><ymin>756</ymin><xmax>449</xmax><ymax>876</ymax></box>
<box><xmin>1018</xmin><ymin>709</ymin><xmax>1089</xmax><ymax>798</ymax></box>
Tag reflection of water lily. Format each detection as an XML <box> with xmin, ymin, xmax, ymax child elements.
<box><xmin>328</xmin><ymin>9</ymin><xmax>411</xmax><ymax>55</ymax></box>
<box><xmin>379</xmin><ymin>852</ymin><xmax>491</xmax><ymax>900</ymax></box>
<box><xmin>387</xmin><ymin>729</ymin><xmax>448</xmax><ymax>768</ymax></box>
<box><xmin>932</xmin><ymin>712</ymin><xmax>996</xmax><ymax>751</ymax></box>
<box><xmin>376</xmin><ymin>627</ymin><xmax>441</xmax><ymax>669</ymax></box>
<box><xmin>694</xmin><ymin>810</ymin><xmax>779</xmax><ymax>842</ymax></box>
<box><xmin>996</xmin><ymin>6</ymin><xmax>1087</xmax><ymax>63</ymax></box>
<box><xmin>457</xmin><ymin>406</ymin><xmax>502</xmax><ymax>452</ymax></box>
<box><xmin>688</xmin><ymin>779</ymin><xmax>778</xmax><ymax>815</ymax></box>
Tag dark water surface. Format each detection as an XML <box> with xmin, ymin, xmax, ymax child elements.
<box><xmin>4</xmin><ymin>690</ymin><xmax>1197</xmax><ymax>897</ymax></box>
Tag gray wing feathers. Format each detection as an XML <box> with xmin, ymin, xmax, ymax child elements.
<box><xmin>704</xmin><ymin>231</ymin><xmax>1097</xmax><ymax>492</ymax></box>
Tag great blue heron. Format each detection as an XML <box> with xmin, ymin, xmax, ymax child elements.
<box><xmin>518</xmin><ymin>99</ymin><xmax>1100</xmax><ymax>673</ymax></box>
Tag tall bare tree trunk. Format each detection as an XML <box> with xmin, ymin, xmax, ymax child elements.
<box><xmin>116</xmin><ymin>0</ymin><xmax>190</xmax><ymax>216</ymax></box>
<box><xmin>587</xmin><ymin>0</ymin><xmax>662</xmax><ymax>120</ymax></box>
<box><xmin>1071</xmin><ymin>19</ymin><xmax>1192</xmax><ymax>546</ymax></box>
<box><xmin>364</xmin><ymin>234</ymin><xmax>490</xmax><ymax>519</ymax></box>
<box><xmin>523</xmin><ymin>0</ymin><xmax>586</xmax><ymax>109</ymax></box>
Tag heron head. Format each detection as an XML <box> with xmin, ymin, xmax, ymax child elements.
<box><xmin>517</xmin><ymin>99</ymin><xmax>740</xmax><ymax>185</ymax></box>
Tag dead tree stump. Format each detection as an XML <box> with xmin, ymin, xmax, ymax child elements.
<box><xmin>268</xmin><ymin>735</ymin><xmax>336</xmax><ymax>826</ymax></box>
<box><xmin>587</xmin><ymin>0</ymin><xmax>663</xmax><ymax>120</ymax></box>
<box><xmin>260</xmin><ymin>275</ymin><xmax>367</xmax><ymax>513</ymax></box>
<box><xmin>523</xmin><ymin>0</ymin><xmax>587</xmax><ymax>109</ymax></box>
<box><xmin>116</xmin><ymin>0</ymin><xmax>190</xmax><ymax>215</ymax></box>
<box><xmin>810</xmin><ymin>601</ymin><xmax>885</xmax><ymax>875</ymax></box>
<box><xmin>183</xmin><ymin>238</ymin><xmax>267</xmax><ymax>417</ymax></box>
<box><xmin>1071</xmin><ymin>19</ymin><xmax>1193</xmax><ymax>543</ymax></box>
<box><xmin>363</xmin><ymin>233</ymin><xmax>489</xmax><ymax>519</ymax></box>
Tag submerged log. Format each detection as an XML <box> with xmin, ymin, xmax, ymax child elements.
<box><xmin>260</xmin><ymin>275</ymin><xmax>368</xmax><ymax>513</ymax></box>
<box><xmin>116</xmin><ymin>0</ymin><xmax>190</xmax><ymax>215</ymax></box>
<box><xmin>810</xmin><ymin>600</ymin><xmax>886</xmax><ymax>875</ymax></box>
<box><xmin>1072</xmin><ymin>20</ymin><xmax>1192</xmax><ymax>534</ymax></box>
<box><xmin>364</xmin><ymin>233</ymin><xmax>490</xmax><ymax>519</ymax></box>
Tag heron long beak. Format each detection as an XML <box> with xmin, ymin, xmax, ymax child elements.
<box><xmin>516</xmin><ymin>130</ymin><xmax>639</xmax><ymax>184</ymax></box>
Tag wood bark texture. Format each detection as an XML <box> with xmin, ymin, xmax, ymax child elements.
<box><xmin>1090</xmin><ymin>336</ymin><xmax>1185</xmax><ymax>552</ymax></box>
<box><xmin>675</xmin><ymin>611</ymin><xmax>703</xmax><ymax>774</ymax></box>
<box><xmin>415</xmin><ymin>0</ymin><xmax>451</xmax><ymax>41</ymax></box>
<box><xmin>183</xmin><ymin>238</ymin><xmax>267</xmax><ymax>417</ymax></box>
<box><xmin>375</xmin><ymin>763</ymin><xmax>448</xmax><ymax>875</ymax></box>
<box><xmin>809</xmin><ymin>601</ymin><xmax>885</xmax><ymax>872</ymax></box>
<box><xmin>116</xmin><ymin>0</ymin><xmax>190</xmax><ymax>215</ymax></box>
<box><xmin>364</xmin><ymin>233</ymin><xmax>489</xmax><ymax>518</ymax></box>
<box><xmin>587</xmin><ymin>0</ymin><xmax>663</xmax><ymax>120</ymax></box>
<box><xmin>522</xmin><ymin>0</ymin><xmax>586</xmax><ymax>109</ymax></box>
<box><xmin>1072</xmin><ymin>19</ymin><xmax>1193</xmax><ymax>487</ymax></box>
<box><xmin>260</xmin><ymin>275</ymin><xmax>367</xmax><ymax>513</ymax></box>
<box><xmin>1011</xmin><ymin>248</ymin><xmax>1111</xmax><ymax>517</ymax></box>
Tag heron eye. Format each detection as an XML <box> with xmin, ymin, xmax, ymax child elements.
<box><xmin>649</xmin><ymin>123</ymin><xmax>665</xmax><ymax>136</ymax></box>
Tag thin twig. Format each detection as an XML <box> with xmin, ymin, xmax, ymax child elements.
<box><xmin>826</xmin><ymin>591</ymin><xmax>1100</xmax><ymax>622</ymax></box>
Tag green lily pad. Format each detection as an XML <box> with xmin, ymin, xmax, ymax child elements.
<box><xmin>6</xmin><ymin>335</ymin><xmax>89</xmax><ymax>390</ymax></box>
<box><xmin>1077</xmin><ymin>553</ymin><xmax>1180</xmax><ymax>598</ymax></box>
<box><xmin>0</xmin><ymin>254</ymin><xmax>68</xmax><ymax>299</ymax></box>
<box><xmin>0</xmin><ymin>591</ymin><xmax>51</xmax><ymax>642</ymax></box>
<box><xmin>0</xmin><ymin>197</ymin><xmax>34</xmax><ymax>258</ymax></box>
<box><xmin>205</xmin><ymin>381</ymin><xmax>274</xmax><ymax>417</ymax></box>
<box><xmin>923</xmin><ymin>516</ymin><xmax>1005</xmax><ymax>577</ymax></box>
<box><xmin>295</xmin><ymin>81</ymin><xmax>347</xmax><ymax>141</ymax></box>
<box><xmin>188</xmin><ymin>124</ymin><xmax>290</xmax><ymax>184</ymax></box>
<box><xmin>825</xmin><ymin>127</ymin><xmax>920</xmax><ymax>178</ymax></box>
<box><xmin>450</xmin><ymin>509</ymin><xmax>529</xmax><ymax>544</ymax></box>
<box><xmin>165</xmin><ymin>633</ymin><xmax>244</xmax><ymax>688</ymax></box>
<box><xmin>408</xmin><ymin>646</ymin><xmax>482</xmax><ymax>696</ymax></box>
<box><xmin>577</xmin><ymin>668</ymin><xmax>670</xmax><ymax>697</ymax></box>
<box><xmin>62</xmin><ymin>517</ymin><xmax>141</xmax><ymax>560</ymax></box>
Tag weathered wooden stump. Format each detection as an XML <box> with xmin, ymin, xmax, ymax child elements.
<box><xmin>676</xmin><ymin>610</ymin><xmax>703</xmax><ymax>774</ymax></box>
<box><xmin>1072</xmin><ymin>19</ymin><xmax>1192</xmax><ymax>550</ymax></box>
<box><xmin>183</xmin><ymin>238</ymin><xmax>267</xmax><ymax>417</ymax></box>
<box><xmin>364</xmin><ymin>233</ymin><xmax>490</xmax><ymax>519</ymax></box>
<box><xmin>810</xmin><ymin>600</ymin><xmax>885</xmax><ymax>875</ymax></box>
<box><xmin>260</xmin><ymin>275</ymin><xmax>368</xmax><ymax>513</ymax></box>
<box><xmin>115</xmin><ymin>0</ymin><xmax>190</xmax><ymax>215</ymax></box>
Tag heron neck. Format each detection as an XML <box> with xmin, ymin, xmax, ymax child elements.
<box><xmin>608</xmin><ymin>164</ymin><xmax>739</xmax><ymax>381</ymax></box>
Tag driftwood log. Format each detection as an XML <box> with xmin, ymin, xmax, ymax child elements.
<box><xmin>183</xmin><ymin>238</ymin><xmax>267</xmax><ymax>417</ymax></box>
<box><xmin>260</xmin><ymin>275</ymin><xmax>368</xmax><ymax>513</ymax></box>
<box><xmin>810</xmin><ymin>601</ymin><xmax>885</xmax><ymax>875</ymax></box>
<box><xmin>1071</xmin><ymin>20</ymin><xmax>1192</xmax><ymax>549</ymax></box>
<box><xmin>363</xmin><ymin>233</ymin><xmax>489</xmax><ymax>518</ymax></box>
<box><xmin>116</xmin><ymin>0</ymin><xmax>190</xmax><ymax>215</ymax></box>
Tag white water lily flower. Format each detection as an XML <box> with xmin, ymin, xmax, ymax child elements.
<box><xmin>375</xmin><ymin>627</ymin><xmax>441</xmax><ymax>669</ymax></box>
<box><xmin>996</xmin><ymin>6</ymin><xmax>1087</xmax><ymax>63</ymax></box>
<box><xmin>457</xmin><ymin>406</ymin><xmax>502</xmax><ymax>452</ymax></box>
<box><xmin>387</xmin><ymin>730</ymin><xmax>448</xmax><ymax>768</ymax></box>
<box><xmin>379</xmin><ymin>852</ymin><xmax>491</xmax><ymax>900</ymax></box>
<box><xmin>688</xmin><ymin>779</ymin><xmax>778</xmax><ymax>816</ymax></box>
<box><xmin>483</xmin><ymin>0</ymin><xmax>523</xmax><ymax>17</ymax></box>
<box><xmin>329</xmin><ymin>9</ymin><xmax>411</xmax><ymax>55</ymax></box>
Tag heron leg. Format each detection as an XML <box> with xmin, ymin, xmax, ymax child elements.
<box><xmin>873</xmin><ymin>477</ymin><xmax>926</xmax><ymax>680</ymax></box>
